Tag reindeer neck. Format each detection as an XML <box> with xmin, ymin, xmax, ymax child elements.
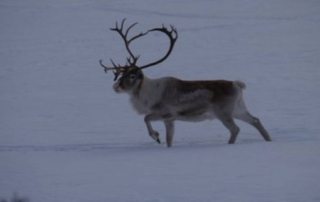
<box><xmin>130</xmin><ymin>72</ymin><xmax>146</xmax><ymax>97</ymax></box>
<box><xmin>131</xmin><ymin>74</ymin><xmax>160</xmax><ymax>99</ymax></box>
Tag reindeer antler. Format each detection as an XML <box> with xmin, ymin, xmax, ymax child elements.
<box><xmin>140</xmin><ymin>25</ymin><xmax>178</xmax><ymax>69</ymax></box>
<box><xmin>99</xmin><ymin>19</ymin><xmax>146</xmax><ymax>76</ymax></box>
<box><xmin>99</xmin><ymin>19</ymin><xmax>178</xmax><ymax>80</ymax></box>
<box><xmin>99</xmin><ymin>59</ymin><xmax>123</xmax><ymax>81</ymax></box>
<box><xmin>110</xmin><ymin>19</ymin><xmax>150</xmax><ymax>65</ymax></box>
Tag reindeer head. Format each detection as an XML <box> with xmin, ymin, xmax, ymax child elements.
<box><xmin>100</xmin><ymin>19</ymin><xmax>178</xmax><ymax>93</ymax></box>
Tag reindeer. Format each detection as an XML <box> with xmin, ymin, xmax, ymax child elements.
<box><xmin>100</xmin><ymin>19</ymin><xmax>272</xmax><ymax>147</ymax></box>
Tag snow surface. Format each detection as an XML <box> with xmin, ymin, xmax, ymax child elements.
<box><xmin>1</xmin><ymin>0</ymin><xmax>320</xmax><ymax>201</ymax></box>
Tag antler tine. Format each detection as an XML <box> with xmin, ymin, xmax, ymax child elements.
<box><xmin>111</xmin><ymin>18</ymin><xmax>125</xmax><ymax>31</ymax></box>
<box><xmin>126</xmin><ymin>55</ymin><xmax>140</xmax><ymax>65</ymax></box>
<box><xmin>99</xmin><ymin>59</ymin><xmax>124</xmax><ymax>81</ymax></box>
<box><xmin>110</xmin><ymin>59</ymin><xmax>118</xmax><ymax>67</ymax></box>
<box><xmin>120</xmin><ymin>18</ymin><xmax>126</xmax><ymax>30</ymax></box>
<box><xmin>125</xmin><ymin>22</ymin><xmax>138</xmax><ymax>38</ymax></box>
<box><xmin>170</xmin><ymin>25</ymin><xmax>178</xmax><ymax>37</ymax></box>
<box><xmin>99</xmin><ymin>59</ymin><xmax>113</xmax><ymax>73</ymax></box>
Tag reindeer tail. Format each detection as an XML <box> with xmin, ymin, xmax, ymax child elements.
<box><xmin>233</xmin><ymin>80</ymin><xmax>246</xmax><ymax>90</ymax></box>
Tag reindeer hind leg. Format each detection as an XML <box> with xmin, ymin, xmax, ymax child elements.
<box><xmin>235</xmin><ymin>112</ymin><xmax>272</xmax><ymax>142</ymax></box>
<box><xmin>218</xmin><ymin>114</ymin><xmax>240</xmax><ymax>144</ymax></box>
<box><xmin>233</xmin><ymin>96</ymin><xmax>272</xmax><ymax>142</ymax></box>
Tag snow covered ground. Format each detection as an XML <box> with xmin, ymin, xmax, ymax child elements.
<box><xmin>1</xmin><ymin>0</ymin><xmax>320</xmax><ymax>201</ymax></box>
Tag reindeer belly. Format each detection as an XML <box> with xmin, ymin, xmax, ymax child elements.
<box><xmin>169</xmin><ymin>88</ymin><xmax>215</xmax><ymax>121</ymax></box>
<box><xmin>176</xmin><ymin>105</ymin><xmax>216</xmax><ymax>122</ymax></box>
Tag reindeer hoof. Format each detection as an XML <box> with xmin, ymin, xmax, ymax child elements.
<box><xmin>156</xmin><ymin>138</ymin><xmax>161</xmax><ymax>144</ymax></box>
<box><xmin>150</xmin><ymin>131</ymin><xmax>161</xmax><ymax>144</ymax></box>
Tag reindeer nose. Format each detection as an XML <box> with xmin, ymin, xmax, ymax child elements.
<box><xmin>113</xmin><ymin>81</ymin><xmax>122</xmax><ymax>93</ymax></box>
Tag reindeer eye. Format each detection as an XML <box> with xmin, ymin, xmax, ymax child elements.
<box><xmin>129</xmin><ymin>74</ymin><xmax>137</xmax><ymax>80</ymax></box>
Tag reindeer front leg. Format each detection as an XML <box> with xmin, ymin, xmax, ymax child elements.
<box><xmin>164</xmin><ymin>120</ymin><xmax>175</xmax><ymax>147</ymax></box>
<box><xmin>144</xmin><ymin>114</ymin><xmax>175</xmax><ymax>147</ymax></box>
<box><xmin>144</xmin><ymin>114</ymin><xmax>162</xmax><ymax>144</ymax></box>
